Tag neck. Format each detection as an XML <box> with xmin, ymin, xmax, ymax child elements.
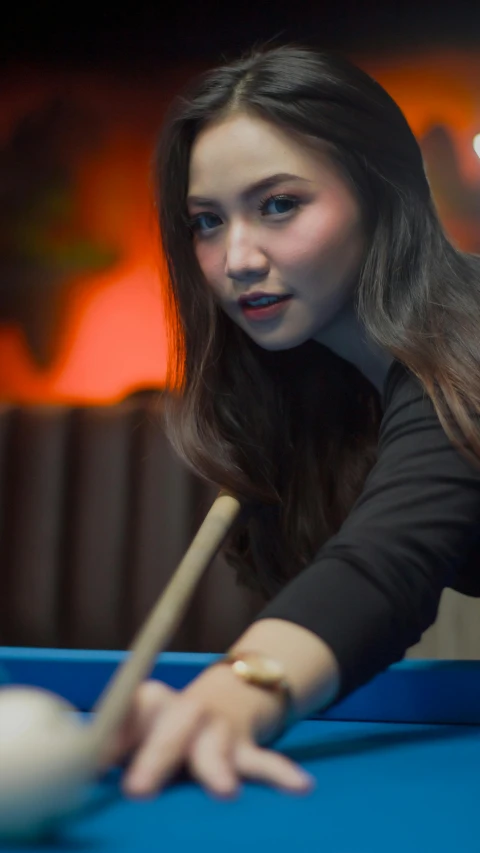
<box><xmin>314</xmin><ymin>302</ymin><xmax>393</xmax><ymax>394</ymax></box>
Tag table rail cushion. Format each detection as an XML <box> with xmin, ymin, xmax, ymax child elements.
<box><xmin>1</xmin><ymin>648</ymin><xmax>479</xmax><ymax>725</ymax></box>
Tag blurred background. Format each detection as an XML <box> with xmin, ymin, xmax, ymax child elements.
<box><xmin>0</xmin><ymin>0</ymin><xmax>479</xmax><ymax>657</ymax></box>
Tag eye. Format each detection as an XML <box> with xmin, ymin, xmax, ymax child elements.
<box><xmin>258</xmin><ymin>194</ymin><xmax>300</xmax><ymax>216</ymax></box>
<box><xmin>189</xmin><ymin>212</ymin><xmax>222</xmax><ymax>234</ymax></box>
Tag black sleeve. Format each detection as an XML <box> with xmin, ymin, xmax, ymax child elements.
<box><xmin>253</xmin><ymin>361</ymin><xmax>480</xmax><ymax>704</ymax></box>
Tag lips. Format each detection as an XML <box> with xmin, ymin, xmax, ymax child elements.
<box><xmin>239</xmin><ymin>294</ymin><xmax>293</xmax><ymax>322</ymax></box>
<box><xmin>237</xmin><ymin>292</ymin><xmax>291</xmax><ymax>306</ymax></box>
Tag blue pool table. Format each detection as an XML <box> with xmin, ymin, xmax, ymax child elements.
<box><xmin>0</xmin><ymin>648</ymin><xmax>479</xmax><ymax>852</ymax></box>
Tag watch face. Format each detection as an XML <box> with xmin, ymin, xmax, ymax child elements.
<box><xmin>231</xmin><ymin>653</ymin><xmax>285</xmax><ymax>686</ymax></box>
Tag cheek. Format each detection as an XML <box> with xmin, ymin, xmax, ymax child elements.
<box><xmin>193</xmin><ymin>241</ymin><xmax>224</xmax><ymax>292</ymax></box>
<box><xmin>194</xmin><ymin>240</ymin><xmax>217</xmax><ymax>272</ymax></box>
<box><xmin>277</xmin><ymin>205</ymin><xmax>364</xmax><ymax>274</ymax></box>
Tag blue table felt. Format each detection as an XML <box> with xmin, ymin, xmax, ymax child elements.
<box><xmin>0</xmin><ymin>648</ymin><xmax>479</xmax><ymax>853</ymax></box>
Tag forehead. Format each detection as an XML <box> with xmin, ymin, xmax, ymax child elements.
<box><xmin>188</xmin><ymin>112</ymin><xmax>331</xmax><ymax>194</ymax></box>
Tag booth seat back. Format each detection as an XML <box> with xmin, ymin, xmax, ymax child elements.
<box><xmin>0</xmin><ymin>395</ymin><xmax>264</xmax><ymax>652</ymax></box>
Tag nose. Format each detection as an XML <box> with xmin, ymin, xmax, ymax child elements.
<box><xmin>225</xmin><ymin>222</ymin><xmax>269</xmax><ymax>283</ymax></box>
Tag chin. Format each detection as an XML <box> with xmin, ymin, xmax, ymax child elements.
<box><xmin>249</xmin><ymin>330</ymin><xmax>313</xmax><ymax>352</ymax></box>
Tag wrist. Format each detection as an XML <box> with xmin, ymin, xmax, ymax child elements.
<box><xmin>229</xmin><ymin>619</ymin><xmax>341</xmax><ymax>717</ymax></box>
<box><xmin>185</xmin><ymin>661</ymin><xmax>287</xmax><ymax>743</ymax></box>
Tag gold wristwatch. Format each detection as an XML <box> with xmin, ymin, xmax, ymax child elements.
<box><xmin>215</xmin><ymin>650</ymin><xmax>295</xmax><ymax>733</ymax></box>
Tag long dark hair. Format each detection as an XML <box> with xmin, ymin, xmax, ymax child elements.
<box><xmin>154</xmin><ymin>44</ymin><xmax>480</xmax><ymax>599</ymax></box>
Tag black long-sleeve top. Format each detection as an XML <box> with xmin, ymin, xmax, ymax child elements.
<box><xmin>254</xmin><ymin>360</ymin><xmax>480</xmax><ymax>704</ymax></box>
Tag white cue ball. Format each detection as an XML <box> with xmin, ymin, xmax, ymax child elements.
<box><xmin>0</xmin><ymin>686</ymin><xmax>98</xmax><ymax>841</ymax></box>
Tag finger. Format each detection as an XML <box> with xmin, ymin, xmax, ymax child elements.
<box><xmin>123</xmin><ymin>697</ymin><xmax>209</xmax><ymax>796</ymax></box>
<box><xmin>235</xmin><ymin>742</ymin><xmax>315</xmax><ymax>794</ymax></box>
<box><xmin>187</xmin><ymin>718</ymin><xmax>239</xmax><ymax>798</ymax></box>
<box><xmin>101</xmin><ymin>681</ymin><xmax>175</xmax><ymax>768</ymax></box>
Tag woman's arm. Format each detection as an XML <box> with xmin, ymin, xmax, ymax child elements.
<box><xmin>255</xmin><ymin>361</ymin><xmax>480</xmax><ymax>700</ymax></box>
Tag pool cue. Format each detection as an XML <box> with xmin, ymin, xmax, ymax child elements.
<box><xmin>88</xmin><ymin>492</ymin><xmax>243</xmax><ymax>757</ymax></box>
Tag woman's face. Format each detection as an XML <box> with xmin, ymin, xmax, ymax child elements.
<box><xmin>187</xmin><ymin>112</ymin><xmax>365</xmax><ymax>350</ymax></box>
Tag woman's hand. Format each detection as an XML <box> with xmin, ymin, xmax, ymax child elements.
<box><xmin>105</xmin><ymin>666</ymin><xmax>315</xmax><ymax>800</ymax></box>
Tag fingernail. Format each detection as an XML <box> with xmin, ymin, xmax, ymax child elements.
<box><xmin>125</xmin><ymin>771</ymin><xmax>152</xmax><ymax>794</ymax></box>
<box><xmin>214</xmin><ymin>781</ymin><xmax>238</xmax><ymax>799</ymax></box>
<box><xmin>294</xmin><ymin>771</ymin><xmax>316</xmax><ymax>789</ymax></box>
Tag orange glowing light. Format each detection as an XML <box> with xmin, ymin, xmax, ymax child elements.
<box><xmin>0</xmin><ymin>263</ymin><xmax>168</xmax><ymax>405</ymax></box>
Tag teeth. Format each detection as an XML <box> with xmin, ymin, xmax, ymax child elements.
<box><xmin>246</xmin><ymin>296</ymin><xmax>283</xmax><ymax>307</ymax></box>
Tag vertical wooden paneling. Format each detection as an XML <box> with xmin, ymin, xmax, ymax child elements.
<box><xmin>1</xmin><ymin>407</ymin><xmax>69</xmax><ymax>646</ymax></box>
<box><xmin>124</xmin><ymin>404</ymin><xmax>264</xmax><ymax>652</ymax></box>
<box><xmin>124</xmin><ymin>398</ymin><xmax>193</xmax><ymax>649</ymax></box>
<box><xmin>0</xmin><ymin>405</ymin><xmax>15</xmax><ymax>642</ymax></box>
<box><xmin>60</xmin><ymin>404</ymin><xmax>134</xmax><ymax>650</ymax></box>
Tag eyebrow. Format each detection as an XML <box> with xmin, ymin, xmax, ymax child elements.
<box><xmin>186</xmin><ymin>172</ymin><xmax>312</xmax><ymax>207</ymax></box>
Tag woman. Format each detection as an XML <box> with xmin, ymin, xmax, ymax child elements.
<box><xmin>110</xmin><ymin>44</ymin><xmax>480</xmax><ymax>798</ymax></box>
